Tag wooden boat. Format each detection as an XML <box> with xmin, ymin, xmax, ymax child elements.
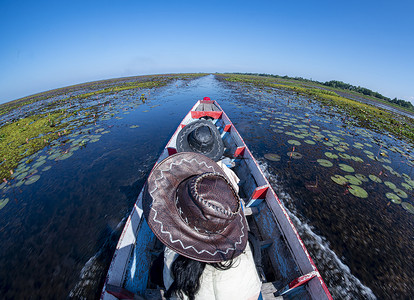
<box><xmin>101</xmin><ymin>98</ymin><xmax>333</xmax><ymax>300</ymax></box>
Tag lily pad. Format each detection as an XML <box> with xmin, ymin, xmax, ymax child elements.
<box><xmin>323</xmin><ymin>142</ymin><xmax>334</xmax><ymax>147</ymax></box>
<box><xmin>349</xmin><ymin>185</ymin><xmax>368</xmax><ymax>198</ymax></box>
<box><xmin>364</xmin><ymin>150</ymin><xmax>374</xmax><ymax>155</ymax></box>
<box><xmin>304</xmin><ymin>140</ymin><xmax>316</xmax><ymax>145</ymax></box>
<box><xmin>401</xmin><ymin>182</ymin><xmax>413</xmax><ymax>190</ymax></box>
<box><xmin>351</xmin><ymin>156</ymin><xmax>364</xmax><ymax>162</ymax></box>
<box><xmin>264</xmin><ymin>153</ymin><xmax>281</xmax><ymax>162</ymax></box>
<box><xmin>331</xmin><ymin>175</ymin><xmax>348</xmax><ymax>185</ymax></box>
<box><xmin>287</xmin><ymin>140</ymin><xmax>301</xmax><ymax>146</ymax></box>
<box><xmin>0</xmin><ymin>198</ymin><xmax>9</xmax><ymax>210</ymax></box>
<box><xmin>386</xmin><ymin>193</ymin><xmax>401</xmax><ymax>204</ymax></box>
<box><xmin>325</xmin><ymin>152</ymin><xmax>338</xmax><ymax>159</ymax></box>
<box><xmin>42</xmin><ymin>166</ymin><xmax>52</xmax><ymax>172</ymax></box>
<box><xmin>317</xmin><ymin>159</ymin><xmax>333</xmax><ymax>167</ymax></box>
<box><xmin>369</xmin><ymin>174</ymin><xmax>382</xmax><ymax>183</ymax></box>
<box><xmin>56</xmin><ymin>152</ymin><xmax>73</xmax><ymax>160</ymax></box>
<box><xmin>339</xmin><ymin>164</ymin><xmax>354</xmax><ymax>173</ymax></box>
<box><xmin>334</xmin><ymin>146</ymin><xmax>346</xmax><ymax>152</ymax></box>
<box><xmin>287</xmin><ymin>152</ymin><xmax>303</xmax><ymax>159</ymax></box>
<box><xmin>401</xmin><ymin>202</ymin><xmax>414</xmax><ymax>214</ymax></box>
<box><xmin>384</xmin><ymin>181</ymin><xmax>397</xmax><ymax>190</ymax></box>
<box><xmin>394</xmin><ymin>189</ymin><xmax>408</xmax><ymax>198</ymax></box>
<box><xmin>404</xmin><ymin>178</ymin><xmax>414</xmax><ymax>187</ymax></box>
<box><xmin>344</xmin><ymin>175</ymin><xmax>362</xmax><ymax>185</ymax></box>
<box><xmin>130</xmin><ymin>125</ymin><xmax>140</xmax><ymax>128</ymax></box>
<box><xmin>355</xmin><ymin>174</ymin><xmax>369</xmax><ymax>182</ymax></box>
<box><xmin>338</xmin><ymin>153</ymin><xmax>351</xmax><ymax>159</ymax></box>
<box><xmin>25</xmin><ymin>175</ymin><xmax>41</xmax><ymax>185</ymax></box>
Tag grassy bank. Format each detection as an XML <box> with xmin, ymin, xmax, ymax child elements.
<box><xmin>217</xmin><ymin>74</ymin><xmax>414</xmax><ymax>144</ymax></box>
<box><xmin>0</xmin><ymin>73</ymin><xmax>207</xmax><ymax>180</ymax></box>
<box><xmin>0</xmin><ymin>73</ymin><xmax>207</xmax><ymax>116</ymax></box>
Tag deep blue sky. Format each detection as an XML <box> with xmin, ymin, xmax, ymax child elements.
<box><xmin>1</xmin><ymin>0</ymin><xmax>413</xmax><ymax>104</ymax></box>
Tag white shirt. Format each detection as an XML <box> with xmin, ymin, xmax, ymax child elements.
<box><xmin>163</xmin><ymin>243</ymin><xmax>262</xmax><ymax>300</ymax></box>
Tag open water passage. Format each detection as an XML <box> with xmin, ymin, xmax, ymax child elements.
<box><xmin>0</xmin><ymin>75</ymin><xmax>413</xmax><ymax>299</ymax></box>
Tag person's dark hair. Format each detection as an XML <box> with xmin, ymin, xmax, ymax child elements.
<box><xmin>165</xmin><ymin>255</ymin><xmax>234</xmax><ymax>300</ymax></box>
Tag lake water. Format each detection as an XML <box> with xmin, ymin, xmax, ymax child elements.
<box><xmin>0</xmin><ymin>75</ymin><xmax>413</xmax><ymax>299</ymax></box>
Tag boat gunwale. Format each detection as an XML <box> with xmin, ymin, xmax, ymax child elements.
<box><xmin>101</xmin><ymin>99</ymin><xmax>332</xmax><ymax>300</ymax></box>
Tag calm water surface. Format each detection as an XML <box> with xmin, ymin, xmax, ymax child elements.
<box><xmin>0</xmin><ymin>75</ymin><xmax>413</xmax><ymax>299</ymax></box>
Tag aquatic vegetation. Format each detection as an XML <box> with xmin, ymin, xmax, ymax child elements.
<box><xmin>339</xmin><ymin>164</ymin><xmax>355</xmax><ymax>172</ymax></box>
<box><xmin>0</xmin><ymin>111</ymin><xmax>69</xmax><ymax>180</ymax></box>
<box><xmin>386</xmin><ymin>192</ymin><xmax>401</xmax><ymax>204</ymax></box>
<box><xmin>317</xmin><ymin>159</ymin><xmax>333</xmax><ymax>167</ymax></box>
<box><xmin>287</xmin><ymin>152</ymin><xmax>302</xmax><ymax>159</ymax></box>
<box><xmin>287</xmin><ymin>140</ymin><xmax>301</xmax><ymax>146</ymax></box>
<box><xmin>369</xmin><ymin>174</ymin><xmax>382</xmax><ymax>183</ymax></box>
<box><xmin>348</xmin><ymin>185</ymin><xmax>368</xmax><ymax>198</ymax></box>
<box><xmin>355</xmin><ymin>174</ymin><xmax>369</xmax><ymax>182</ymax></box>
<box><xmin>0</xmin><ymin>197</ymin><xmax>9</xmax><ymax>210</ymax></box>
<box><xmin>344</xmin><ymin>175</ymin><xmax>362</xmax><ymax>185</ymax></box>
<box><xmin>331</xmin><ymin>175</ymin><xmax>348</xmax><ymax>185</ymax></box>
<box><xmin>25</xmin><ymin>175</ymin><xmax>41</xmax><ymax>185</ymax></box>
<box><xmin>264</xmin><ymin>153</ymin><xmax>281</xmax><ymax>162</ymax></box>
<box><xmin>384</xmin><ymin>181</ymin><xmax>397</xmax><ymax>190</ymax></box>
<box><xmin>325</xmin><ymin>152</ymin><xmax>338</xmax><ymax>159</ymax></box>
<box><xmin>401</xmin><ymin>202</ymin><xmax>414</xmax><ymax>214</ymax></box>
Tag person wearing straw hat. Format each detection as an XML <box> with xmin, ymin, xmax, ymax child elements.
<box><xmin>143</xmin><ymin>152</ymin><xmax>262</xmax><ymax>300</ymax></box>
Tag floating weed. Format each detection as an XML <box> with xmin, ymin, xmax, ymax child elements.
<box><xmin>288</xmin><ymin>140</ymin><xmax>301</xmax><ymax>146</ymax></box>
<box><xmin>0</xmin><ymin>198</ymin><xmax>9</xmax><ymax>210</ymax></box>
<box><xmin>384</xmin><ymin>181</ymin><xmax>397</xmax><ymax>190</ymax></box>
<box><xmin>331</xmin><ymin>175</ymin><xmax>348</xmax><ymax>185</ymax></box>
<box><xmin>386</xmin><ymin>193</ymin><xmax>401</xmax><ymax>204</ymax></box>
<box><xmin>339</xmin><ymin>164</ymin><xmax>354</xmax><ymax>172</ymax></box>
<box><xmin>355</xmin><ymin>174</ymin><xmax>369</xmax><ymax>182</ymax></box>
<box><xmin>325</xmin><ymin>152</ymin><xmax>338</xmax><ymax>159</ymax></box>
<box><xmin>317</xmin><ymin>159</ymin><xmax>333</xmax><ymax>167</ymax></box>
<box><xmin>401</xmin><ymin>202</ymin><xmax>414</xmax><ymax>214</ymax></box>
<box><xmin>344</xmin><ymin>175</ymin><xmax>362</xmax><ymax>185</ymax></box>
<box><xmin>394</xmin><ymin>189</ymin><xmax>408</xmax><ymax>198</ymax></box>
<box><xmin>349</xmin><ymin>185</ymin><xmax>368</xmax><ymax>198</ymax></box>
<box><xmin>287</xmin><ymin>152</ymin><xmax>302</xmax><ymax>159</ymax></box>
<box><xmin>264</xmin><ymin>153</ymin><xmax>281</xmax><ymax>162</ymax></box>
<box><xmin>369</xmin><ymin>174</ymin><xmax>382</xmax><ymax>183</ymax></box>
<box><xmin>25</xmin><ymin>175</ymin><xmax>40</xmax><ymax>185</ymax></box>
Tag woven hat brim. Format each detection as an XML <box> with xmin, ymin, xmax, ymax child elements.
<box><xmin>143</xmin><ymin>152</ymin><xmax>248</xmax><ymax>263</ymax></box>
<box><xmin>176</xmin><ymin>120</ymin><xmax>224</xmax><ymax>162</ymax></box>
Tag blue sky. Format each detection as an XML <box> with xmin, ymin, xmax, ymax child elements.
<box><xmin>1</xmin><ymin>0</ymin><xmax>413</xmax><ymax>104</ymax></box>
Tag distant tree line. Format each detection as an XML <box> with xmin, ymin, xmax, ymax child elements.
<box><xmin>323</xmin><ymin>80</ymin><xmax>413</xmax><ymax>110</ymax></box>
<box><xmin>229</xmin><ymin>72</ymin><xmax>413</xmax><ymax>111</ymax></box>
